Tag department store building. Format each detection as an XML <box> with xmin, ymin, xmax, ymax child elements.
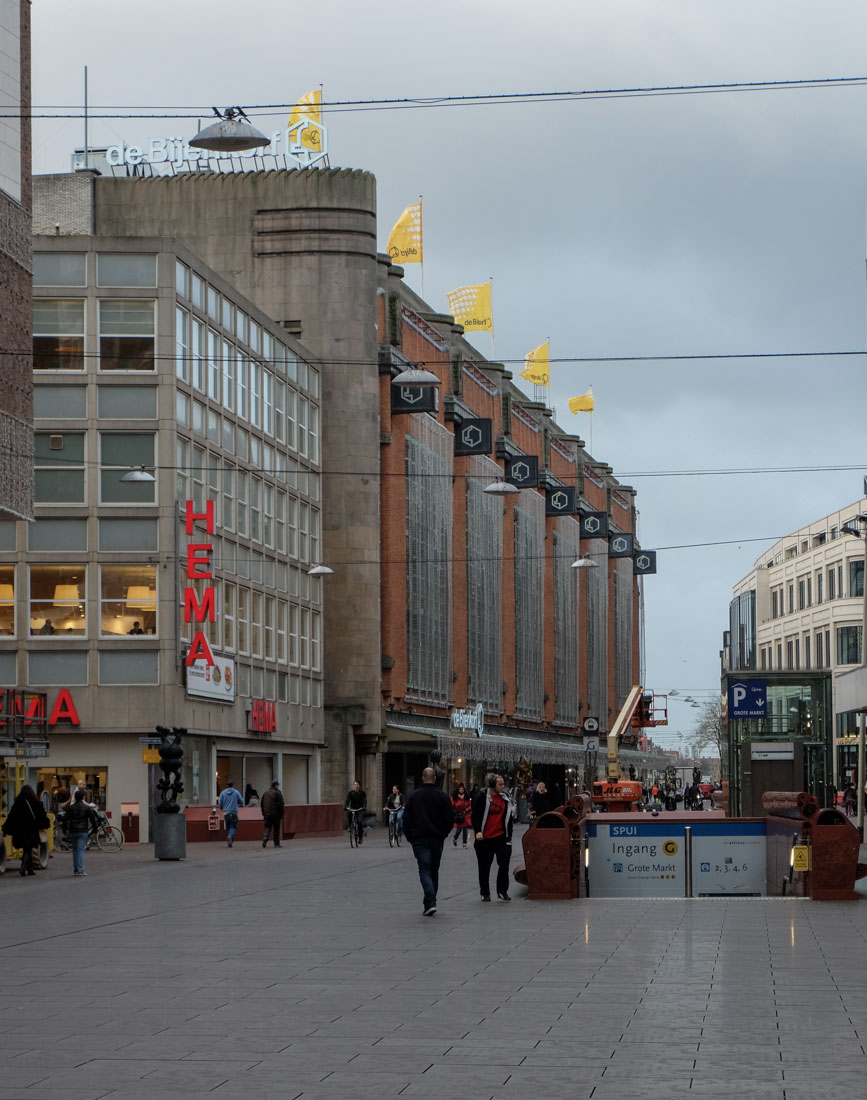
<box><xmin>0</xmin><ymin>233</ymin><xmax>324</xmax><ymax>835</ymax></box>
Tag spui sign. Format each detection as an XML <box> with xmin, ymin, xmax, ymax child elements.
<box><xmin>450</xmin><ymin>702</ymin><xmax>485</xmax><ymax>737</ymax></box>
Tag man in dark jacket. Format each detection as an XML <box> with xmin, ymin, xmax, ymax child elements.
<box><xmin>261</xmin><ymin>780</ymin><xmax>285</xmax><ymax>848</ymax></box>
<box><xmin>471</xmin><ymin>774</ymin><xmax>515</xmax><ymax>901</ymax></box>
<box><xmin>403</xmin><ymin>767</ymin><xmax>454</xmax><ymax>916</ymax></box>
<box><xmin>66</xmin><ymin>789</ymin><xmax>100</xmax><ymax>876</ymax></box>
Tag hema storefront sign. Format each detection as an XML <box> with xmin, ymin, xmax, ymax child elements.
<box><xmin>450</xmin><ymin>702</ymin><xmax>485</xmax><ymax>736</ymax></box>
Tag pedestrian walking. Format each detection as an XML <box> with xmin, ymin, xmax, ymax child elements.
<box><xmin>471</xmin><ymin>774</ymin><xmax>515</xmax><ymax>902</ymax></box>
<box><xmin>531</xmin><ymin>780</ymin><xmax>552</xmax><ymax>817</ymax></box>
<box><xmin>63</xmin><ymin>789</ymin><xmax>100</xmax><ymax>876</ymax></box>
<box><xmin>261</xmin><ymin>780</ymin><xmax>284</xmax><ymax>847</ymax></box>
<box><xmin>2</xmin><ymin>785</ymin><xmax>50</xmax><ymax>878</ymax></box>
<box><xmin>450</xmin><ymin>784</ymin><xmax>472</xmax><ymax>847</ymax></box>
<box><xmin>403</xmin><ymin>766</ymin><xmax>454</xmax><ymax>916</ymax></box>
<box><xmin>218</xmin><ymin>780</ymin><xmax>245</xmax><ymax>847</ymax></box>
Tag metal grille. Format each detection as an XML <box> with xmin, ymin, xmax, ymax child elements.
<box><xmin>614</xmin><ymin>556</ymin><xmax>634</xmax><ymax>708</ymax></box>
<box><xmin>585</xmin><ymin>546</ymin><xmax>608</xmax><ymax>728</ymax></box>
<box><xmin>466</xmin><ymin>455</ymin><xmax>502</xmax><ymax>710</ymax></box>
<box><xmin>553</xmin><ymin>519</ymin><xmax>581</xmax><ymax>725</ymax></box>
<box><xmin>514</xmin><ymin>493</ymin><xmax>545</xmax><ymax>719</ymax></box>
<box><xmin>405</xmin><ymin>415</ymin><xmax>452</xmax><ymax>704</ymax></box>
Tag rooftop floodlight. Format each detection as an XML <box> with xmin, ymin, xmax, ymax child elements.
<box><xmin>668</xmin><ymin>690</ymin><xmax>680</xmax><ymax>696</ymax></box>
<box><xmin>571</xmin><ymin>556</ymin><xmax>599</xmax><ymax>569</ymax></box>
<box><xmin>484</xmin><ymin>480</ymin><xmax>520</xmax><ymax>495</ymax></box>
<box><xmin>307</xmin><ymin>564</ymin><xmax>334</xmax><ymax>576</ymax></box>
<box><xmin>120</xmin><ymin>466</ymin><xmax>155</xmax><ymax>483</ymax></box>
<box><xmin>188</xmin><ymin>107</ymin><xmax>271</xmax><ymax>154</ymax></box>
<box><xmin>391</xmin><ymin>367</ymin><xmax>441</xmax><ymax>386</ymax></box>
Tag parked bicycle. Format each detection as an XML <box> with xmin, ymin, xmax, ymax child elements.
<box><xmin>384</xmin><ymin>806</ymin><xmax>402</xmax><ymax>848</ymax></box>
<box><xmin>346</xmin><ymin>806</ymin><xmax>366</xmax><ymax>848</ymax></box>
<box><xmin>55</xmin><ymin>808</ymin><xmax>124</xmax><ymax>853</ymax></box>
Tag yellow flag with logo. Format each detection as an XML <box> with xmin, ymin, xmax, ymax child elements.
<box><xmin>288</xmin><ymin>90</ymin><xmax>323</xmax><ymax>151</ymax></box>
<box><xmin>446</xmin><ymin>283</ymin><xmax>492</xmax><ymax>332</ymax></box>
<box><xmin>387</xmin><ymin>202</ymin><xmax>423</xmax><ymax>264</ymax></box>
<box><xmin>568</xmin><ymin>388</ymin><xmax>594</xmax><ymax>413</ymax></box>
<box><xmin>519</xmin><ymin>341</ymin><xmax>550</xmax><ymax>386</ymax></box>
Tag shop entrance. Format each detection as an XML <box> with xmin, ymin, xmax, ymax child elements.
<box><xmin>36</xmin><ymin>767</ymin><xmax>107</xmax><ymax>812</ymax></box>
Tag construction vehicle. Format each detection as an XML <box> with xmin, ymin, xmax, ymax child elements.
<box><xmin>591</xmin><ymin>686</ymin><xmax>668</xmax><ymax>811</ymax></box>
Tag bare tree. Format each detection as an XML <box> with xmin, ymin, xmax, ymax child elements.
<box><xmin>691</xmin><ymin>697</ymin><xmax>724</xmax><ymax>760</ymax></box>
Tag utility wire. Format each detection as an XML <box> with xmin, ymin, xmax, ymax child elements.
<box><xmin>14</xmin><ymin>74</ymin><xmax>867</xmax><ymax>119</ymax></box>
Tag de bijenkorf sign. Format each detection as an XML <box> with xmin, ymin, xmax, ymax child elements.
<box><xmin>728</xmin><ymin>680</ymin><xmax>767</xmax><ymax>719</ymax></box>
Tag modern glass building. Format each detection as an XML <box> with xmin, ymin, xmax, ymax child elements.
<box><xmin>0</xmin><ymin>235</ymin><xmax>324</xmax><ymax>834</ymax></box>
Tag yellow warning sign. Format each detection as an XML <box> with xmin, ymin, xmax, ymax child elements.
<box><xmin>662</xmin><ymin>840</ymin><xmax>679</xmax><ymax>856</ymax></box>
<box><xmin>142</xmin><ymin>749</ymin><xmax>160</xmax><ymax>764</ymax></box>
<box><xmin>792</xmin><ymin>845</ymin><xmax>811</xmax><ymax>872</ymax></box>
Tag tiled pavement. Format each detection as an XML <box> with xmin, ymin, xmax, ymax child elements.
<box><xmin>2</xmin><ymin>826</ymin><xmax>867</xmax><ymax>1099</ymax></box>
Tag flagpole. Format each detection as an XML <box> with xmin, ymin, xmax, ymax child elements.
<box><xmin>489</xmin><ymin>276</ymin><xmax>494</xmax><ymax>359</ymax></box>
<box><xmin>419</xmin><ymin>195</ymin><xmax>424</xmax><ymax>299</ymax></box>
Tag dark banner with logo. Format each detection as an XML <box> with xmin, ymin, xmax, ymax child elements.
<box><xmin>633</xmin><ymin>550</ymin><xmax>657</xmax><ymax>574</ymax></box>
<box><xmin>454</xmin><ymin>418</ymin><xmax>493</xmax><ymax>456</ymax></box>
<box><xmin>545</xmin><ymin>485</ymin><xmax>577</xmax><ymax>516</ymax></box>
<box><xmin>505</xmin><ymin>454</ymin><xmax>538</xmax><ymax>489</ymax></box>
<box><xmin>580</xmin><ymin>511</ymin><xmax>609</xmax><ymax>539</ymax></box>
<box><xmin>608</xmin><ymin>533</ymin><xmax>634</xmax><ymax>558</ymax></box>
<box><xmin>391</xmin><ymin>385</ymin><xmax>437</xmax><ymax>414</ymax></box>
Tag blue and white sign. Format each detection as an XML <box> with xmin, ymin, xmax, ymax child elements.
<box><xmin>728</xmin><ymin>679</ymin><xmax>767</xmax><ymax>718</ymax></box>
<box><xmin>691</xmin><ymin>822</ymin><xmax>766</xmax><ymax>896</ymax></box>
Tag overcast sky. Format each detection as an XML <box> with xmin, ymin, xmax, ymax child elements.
<box><xmin>31</xmin><ymin>0</ymin><xmax>867</xmax><ymax>750</ymax></box>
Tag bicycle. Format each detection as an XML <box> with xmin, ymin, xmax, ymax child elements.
<box><xmin>346</xmin><ymin>806</ymin><xmax>365</xmax><ymax>848</ymax></box>
<box><xmin>384</xmin><ymin>807</ymin><xmax>402</xmax><ymax>848</ymax></box>
<box><xmin>56</xmin><ymin>812</ymin><xmax>124</xmax><ymax>853</ymax></box>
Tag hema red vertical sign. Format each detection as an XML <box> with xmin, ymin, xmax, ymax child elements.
<box><xmin>184</xmin><ymin>500</ymin><xmax>216</xmax><ymax>667</ymax></box>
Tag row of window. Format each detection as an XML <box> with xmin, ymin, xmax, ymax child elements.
<box><xmin>180</xmin><ymin>581</ymin><xmax>320</xmax><ymax>667</ymax></box>
<box><xmin>758</xmin><ymin>625</ymin><xmax>862</xmax><ymax>671</ymax></box>
<box><xmin>0</xmin><ymin>564</ymin><xmax>320</xmax><ymax>668</ymax></box>
<box><xmin>36</xmin><ymin>431</ymin><xmax>155</xmax><ymax>505</ymax></box>
<box><xmin>0</xmin><ymin>648</ymin><xmax>321</xmax><ymax>702</ymax></box>
<box><xmin>770</xmin><ymin>561</ymin><xmax>863</xmax><ymax>618</ymax></box>
<box><xmin>176</xmin><ymin>438</ymin><xmax>320</xmax><ymax>559</ymax></box>
<box><xmin>34</xmin><ymin>253</ymin><xmax>312</xmax><ymax>385</ymax></box>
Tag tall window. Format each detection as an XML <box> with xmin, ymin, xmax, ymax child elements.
<box><xmin>850</xmin><ymin>559</ymin><xmax>864</xmax><ymax>599</ymax></box>
<box><xmin>35</xmin><ymin>431</ymin><xmax>85</xmax><ymax>503</ymax></box>
<box><xmin>466</xmin><ymin>457</ymin><xmax>503</xmax><ymax>710</ymax></box>
<box><xmin>554</xmin><ymin>521</ymin><xmax>580</xmax><ymax>725</ymax></box>
<box><xmin>99</xmin><ymin>433</ymin><xmax>155</xmax><ymax>503</ymax></box>
<box><xmin>817</xmin><ymin>572</ymin><xmax>823</xmax><ymax>604</ymax></box>
<box><xmin>586</xmin><ymin>544</ymin><xmax>608</xmax><ymax>723</ymax></box>
<box><xmin>837</xmin><ymin>625</ymin><xmax>862</xmax><ymax>665</ymax></box>
<box><xmin>828</xmin><ymin>567</ymin><xmax>836</xmax><ymax>600</ymax></box>
<box><xmin>29</xmin><ymin>565</ymin><xmax>86</xmax><ymax>636</ymax></box>
<box><xmin>514</xmin><ymin>494</ymin><xmax>545</xmax><ymax>720</ymax></box>
<box><xmin>614</xmin><ymin>555</ymin><xmax>634</xmax><ymax>707</ymax></box>
<box><xmin>100</xmin><ymin>566</ymin><xmax>157</xmax><ymax>636</ymax></box>
<box><xmin>33</xmin><ymin>300</ymin><xmax>85</xmax><ymax>370</ymax></box>
<box><xmin>405</xmin><ymin>417</ymin><xmax>452</xmax><ymax>705</ymax></box>
<box><xmin>175</xmin><ymin>306</ymin><xmax>189</xmax><ymax>381</ymax></box>
<box><xmin>99</xmin><ymin>300</ymin><xmax>155</xmax><ymax>371</ymax></box>
<box><xmin>0</xmin><ymin>566</ymin><xmax>15</xmax><ymax>636</ymax></box>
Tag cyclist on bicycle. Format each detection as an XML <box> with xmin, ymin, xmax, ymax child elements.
<box><xmin>345</xmin><ymin>780</ymin><xmax>367</xmax><ymax>843</ymax></box>
<box><xmin>386</xmin><ymin>785</ymin><xmax>404</xmax><ymax>835</ymax></box>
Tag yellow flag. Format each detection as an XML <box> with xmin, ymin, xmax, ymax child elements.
<box><xmin>446</xmin><ymin>283</ymin><xmax>492</xmax><ymax>332</ymax></box>
<box><xmin>289</xmin><ymin>89</ymin><xmax>322</xmax><ymax>127</ymax></box>
<box><xmin>288</xmin><ymin>90</ymin><xmax>323</xmax><ymax>151</ymax></box>
<box><xmin>568</xmin><ymin>388</ymin><xmax>594</xmax><ymax>414</ymax></box>
<box><xmin>387</xmin><ymin>202</ymin><xmax>423</xmax><ymax>264</ymax></box>
<box><xmin>519</xmin><ymin>341</ymin><xmax>550</xmax><ymax>386</ymax></box>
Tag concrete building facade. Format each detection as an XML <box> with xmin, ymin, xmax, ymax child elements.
<box><xmin>2</xmin><ymin>230</ymin><xmax>324</xmax><ymax>832</ymax></box>
<box><xmin>0</xmin><ymin>0</ymin><xmax>33</xmax><ymax>521</ymax></box>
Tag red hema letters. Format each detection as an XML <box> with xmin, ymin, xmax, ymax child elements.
<box><xmin>184</xmin><ymin>501</ymin><xmax>216</xmax><ymax>667</ymax></box>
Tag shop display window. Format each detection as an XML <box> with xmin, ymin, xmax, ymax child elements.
<box><xmin>29</xmin><ymin>564</ymin><xmax>86</xmax><ymax>636</ymax></box>
<box><xmin>100</xmin><ymin>565</ymin><xmax>157</xmax><ymax>636</ymax></box>
<box><xmin>37</xmin><ymin>768</ymin><xmax>107</xmax><ymax>813</ymax></box>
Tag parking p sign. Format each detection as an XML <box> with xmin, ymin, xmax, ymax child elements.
<box><xmin>728</xmin><ymin>680</ymin><xmax>767</xmax><ymax>719</ymax></box>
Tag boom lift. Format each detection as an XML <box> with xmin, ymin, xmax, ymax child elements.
<box><xmin>591</xmin><ymin>686</ymin><xmax>668</xmax><ymax>811</ymax></box>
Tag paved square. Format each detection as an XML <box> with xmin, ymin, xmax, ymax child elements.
<box><xmin>2</xmin><ymin>826</ymin><xmax>866</xmax><ymax>1098</ymax></box>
